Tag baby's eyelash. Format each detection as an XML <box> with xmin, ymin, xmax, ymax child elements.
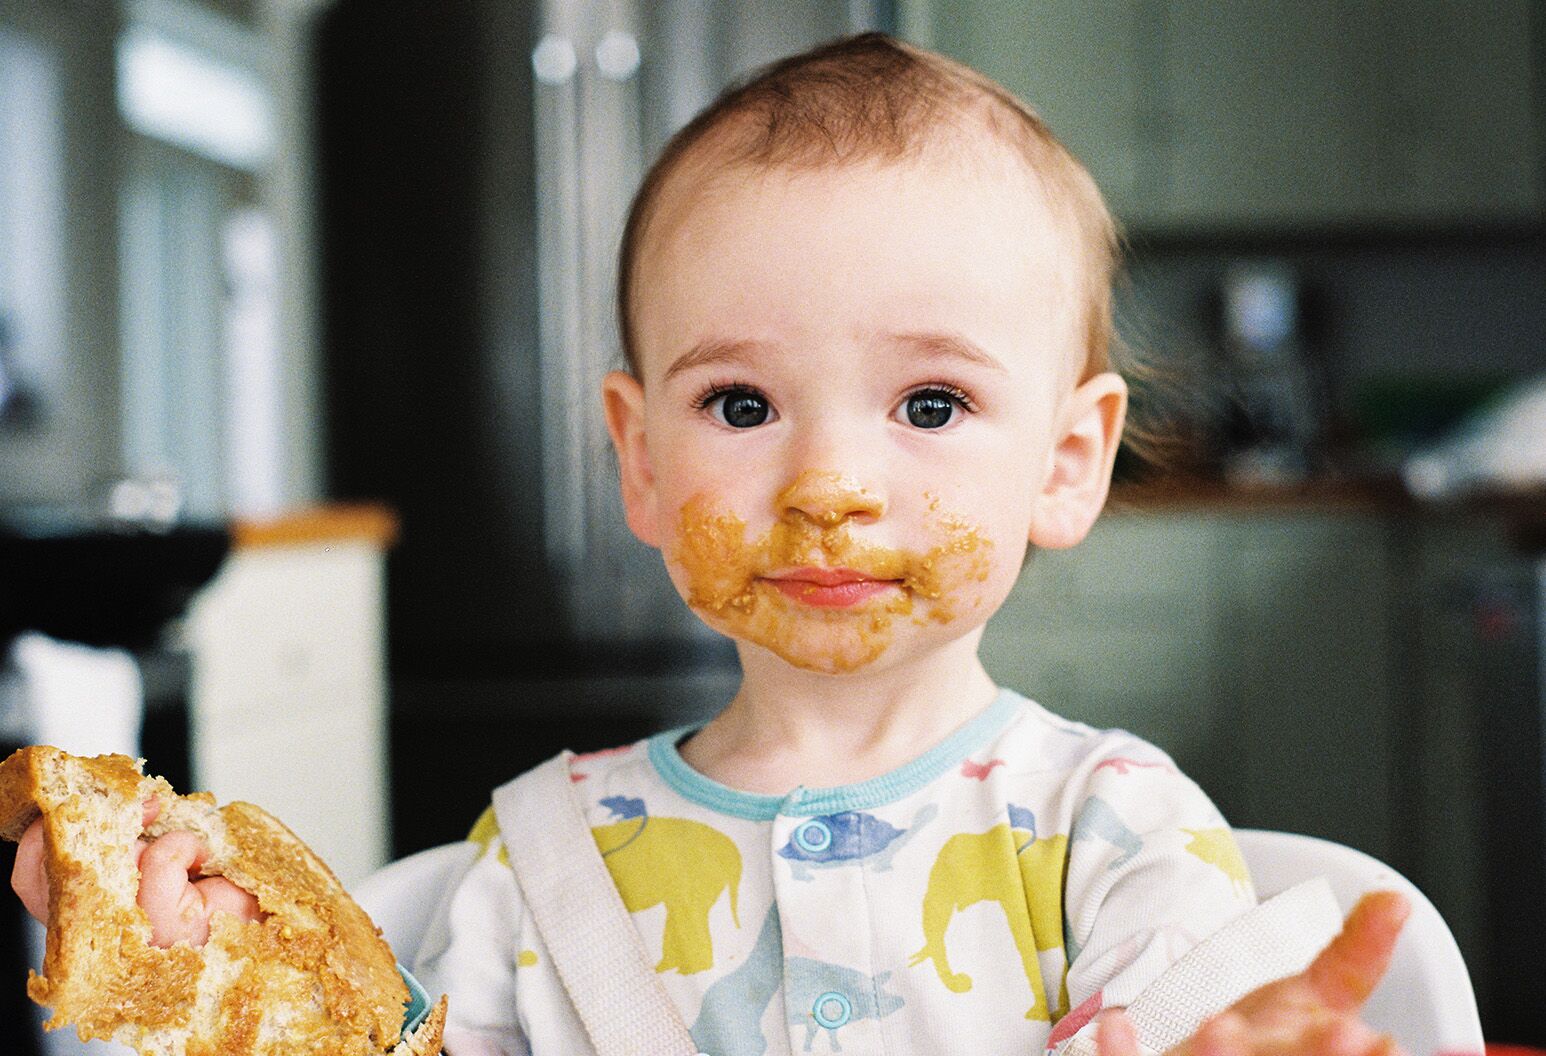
<box><xmin>690</xmin><ymin>380</ymin><xmax>764</xmax><ymax>410</ymax></box>
<box><xmin>908</xmin><ymin>381</ymin><xmax>980</xmax><ymax>413</ymax></box>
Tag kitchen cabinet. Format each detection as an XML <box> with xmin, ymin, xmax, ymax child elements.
<box><xmin>982</xmin><ymin>506</ymin><xmax>1419</xmax><ymax>865</ymax></box>
<box><xmin>909</xmin><ymin>0</ymin><xmax>1544</xmax><ymax>231</ymax></box>
<box><xmin>907</xmin><ymin>0</ymin><xmax>1153</xmax><ymax>222</ymax></box>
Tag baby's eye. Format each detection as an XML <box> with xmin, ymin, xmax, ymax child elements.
<box><xmin>701</xmin><ymin>387</ymin><xmax>774</xmax><ymax>429</ymax></box>
<box><xmin>896</xmin><ymin>386</ymin><xmax>972</xmax><ymax>429</ymax></box>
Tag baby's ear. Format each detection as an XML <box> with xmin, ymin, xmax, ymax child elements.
<box><xmin>1027</xmin><ymin>372</ymin><xmax>1127</xmax><ymax>550</ymax></box>
<box><xmin>601</xmin><ymin>370</ymin><xmax>662</xmax><ymax>548</ymax></box>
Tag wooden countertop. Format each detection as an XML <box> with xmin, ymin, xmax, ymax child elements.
<box><xmin>1109</xmin><ymin>474</ymin><xmax>1546</xmax><ymax>549</ymax></box>
<box><xmin>231</xmin><ymin>502</ymin><xmax>400</xmax><ymax>551</ymax></box>
<box><xmin>1110</xmin><ymin>474</ymin><xmax>1410</xmax><ymax>513</ymax></box>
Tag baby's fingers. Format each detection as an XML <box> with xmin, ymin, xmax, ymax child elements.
<box><xmin>1306</xmin><ymin>891</ymin><xmax>1411</xmax><ymax>1013</ymax></box>
<box><xmin>1095</xmin><ymin>1011</ymin><xmax>1141</xmax><ymax>1056</ymax></box>
<box><xmin>1192</xmin><ymin>1012</ymin><xmax>1251</xmax><ymax>1056</ymax></box>
<box><xmin>1191</xmin><ymin>1008</ymin><xmax>1406</xmax><ymax>1056</ymax></box>
<box><xmin>12</xmin><ymin>818</ymin><xmax>48</xmax><ymax>923</ymax></box>
<box><xmin>136</xmin><ymin>829</ymin><xmax>212</xmax><ymax>947</ymax></box>
<box><xmin>196</xmin><ymin>874</ymin><xmax>264</xmax><ymax>927</ymax></box>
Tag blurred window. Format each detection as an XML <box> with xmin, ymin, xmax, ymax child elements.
<box><xmin>0</xmin><ymin>26</ymin><xmax>64</xmax><ymax>436</ymax></box>
<box><xmin>115</xmin><ymin>0</ymin><xmax>272</xmax><ymax>173</ymax></box>
<box><xmin>115</xmin><ymin>0</ymin><xmax>281</xmax><ymax>520</ymax></box>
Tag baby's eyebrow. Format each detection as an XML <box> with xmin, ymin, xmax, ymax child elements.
<box><xmin>664</xmin><ymin>337</ymin><xmax>766</xmax><ymax>382</ymax></box>
<box><xmin>883</xmin><ymin>330</ymin><xmax>1007</xmax><ymax>373</ymax></box>
<box><xmin>661</xmin><ymin>330</ymin><xmax>1006</xmax><ymax>381</ymax></box>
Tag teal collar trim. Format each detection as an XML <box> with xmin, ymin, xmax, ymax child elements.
<box><xmin>647</xmin><ymin>687</ymin><xmax>1023</xmax><ymax>821</ymax></box>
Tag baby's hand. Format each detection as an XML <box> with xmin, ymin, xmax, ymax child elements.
<box><xmin>1096</xmin><ymin>890</ymin><xmax>1412</xmax><ymax>1056</ymax></box>
<box><xmin>11</xmin><ymin>799</ymin><xmax>266</xmax><ymax>948</ymax></box>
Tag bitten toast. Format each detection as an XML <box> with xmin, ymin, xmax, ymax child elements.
<box><xmin>0</xmin><ymin>745</ymin><xmax>446</xmax><ymax>1056</ymax></box>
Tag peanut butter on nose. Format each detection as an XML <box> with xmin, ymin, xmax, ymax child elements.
<box><xmin>673</xmin><ymin>489</ymin><xmax>992</xmax><ymax>674</ymax></box>
<box><xmin>776</xmin><ymin>470</ymin><xmax>883</xmax><ymax>527</ymax></box>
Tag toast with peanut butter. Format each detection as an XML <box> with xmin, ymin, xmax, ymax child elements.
<box><xmin>0</xmin><ymin>745</ymin><xmax>446</xmax><ymax>1056</ymax></box>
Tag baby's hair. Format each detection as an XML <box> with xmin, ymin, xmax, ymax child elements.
<box><xmin>615</xmin><ymin>30</ymin><xmax>1177</xmax><ymax>472</ymax></box>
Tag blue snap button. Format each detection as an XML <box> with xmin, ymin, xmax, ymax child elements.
<box><xmin>812</xmin><ymin>990</ymin><xmax>851</xmax><ymax>1029</ymax></box>
<box><xmin>793</xmin><ymin>818</ymin><xmax>832</xmax><ymax>853</ymax></box>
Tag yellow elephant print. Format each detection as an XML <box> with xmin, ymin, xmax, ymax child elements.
<box><xmin>909</xmin><ymin>804</ymin><xmax>1069</xmax><ymax>1021</ymax></box>
<box><xmin>1183</xmin><ymin>827</ymin><xmax>1252</xmax><ymax>896</ymax></box>
<box><xmin>467</xmin><ymin>805</ymin><xmax>510</xmax><ymax>867</ymax></box>
<box><xmin>592</xmin><ymin>795</ymin><xmax>742</xmax><ymax>975</ymax></box>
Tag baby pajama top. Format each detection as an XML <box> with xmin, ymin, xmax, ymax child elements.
<box><xmin>411</xmin><ymin>689</ymin><xmax>1258</xmax><ymax>1056</ymax></box>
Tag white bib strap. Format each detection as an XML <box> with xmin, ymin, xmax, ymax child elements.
<box><xmin>1063</xmin><ymin>878</ymin><xmax>1344</xmax><ymax>1056</ymax></box>
<box><xmin>492</xmin><ymin>752</ymin><xmax>700</xmax><ymax>1056</ymax></box>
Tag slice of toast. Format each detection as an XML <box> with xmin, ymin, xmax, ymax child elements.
<box><xmin>0</xmin><ymin>745</ymin><xmax>446</xmax><ymax>1056</ymax></box>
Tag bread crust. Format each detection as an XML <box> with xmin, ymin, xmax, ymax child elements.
<box><xmin>0</xmin><ymin>746</ymin><xmax>446</xmax><ymax>1056</ymax></box>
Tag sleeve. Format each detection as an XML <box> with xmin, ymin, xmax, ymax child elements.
<box><xmin>410</xmin><ymin>808</ymin><xmax>532</xmax><ymax>1056</ymax></box>
<box><xmin>1048</xmin><ymin>734</ymin><xmax>1258</xmax><ymax>1055</ymax></box>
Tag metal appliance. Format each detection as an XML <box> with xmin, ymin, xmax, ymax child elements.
<box><xmin>1471</xmin><ymin>553</ymin><xmax>1546</xmax><ymax>1042</ymax></box>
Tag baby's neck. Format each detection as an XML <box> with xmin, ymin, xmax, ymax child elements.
<box><xmin>678</xmin><ymin>635</ymin><xmax>998</xmax><ymax>795</ymax></box>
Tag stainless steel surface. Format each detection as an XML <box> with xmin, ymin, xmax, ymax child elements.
<box><xmin>531</xmin><ymin>0</ymin><xmax>874</xmax><ymax>644</ymax></box>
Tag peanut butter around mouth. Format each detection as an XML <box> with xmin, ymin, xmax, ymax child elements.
<box><xmin>673</xmin><ymin>487</ymin><xmax>992</xmax><ymax>673</ymax></box>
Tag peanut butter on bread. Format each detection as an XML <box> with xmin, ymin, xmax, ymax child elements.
<box><xmin>0</xmin><ymin>745</ymin><xmax>446</xmax><ymax>1056</ymax></box>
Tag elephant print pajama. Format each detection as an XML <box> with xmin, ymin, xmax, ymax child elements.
<box><xmin>411</xmin><ymin>689</ymin><xmax>1258</xmax><ymax>1056</ymax></box>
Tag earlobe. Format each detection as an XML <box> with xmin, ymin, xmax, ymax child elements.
<box><xmin>600</xmin><ymin>370</ymin><xmax>661</xmax><ymax>548</ymax></box>
<box><xmin>1027</xmin><ymin>372</ymin><xmax>1128</xmax><ymax>550</ymax></box>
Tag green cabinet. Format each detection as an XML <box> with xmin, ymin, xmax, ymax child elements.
<box><xmin>907</xmin><ymin>0</ymin><xmax>1544</xmax><ymax>230</ymax></box>
<box><xmin>907</xmin><ymin>0</ymin><xmax>1153</xmax><ymax>221</ymax></box>
<box><xmin>980</xmin><ymin>509</ymin><xmax>1402</xmax><ymax>861</ymax></box>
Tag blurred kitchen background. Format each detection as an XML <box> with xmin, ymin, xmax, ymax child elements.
<box><xmin>1</xmin><ymin>0</ymin><xmax>1544</xmax><ymax>1050</ymax></box>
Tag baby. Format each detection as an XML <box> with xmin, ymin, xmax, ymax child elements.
<box><xmin>12</xmin><ymin>30</ymin><xmax>1407</xmax><ymax>1056</ymax></box>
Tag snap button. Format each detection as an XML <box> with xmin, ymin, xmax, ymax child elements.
<box><xmin>812</xmin><ymin>990</ymin><xmax>852</xmax><ymax>1029</ymax></box>
<box><xmin>793</xmin><ymin>818</ymin><xmax>832</xmax><ymax>854</ymax></box>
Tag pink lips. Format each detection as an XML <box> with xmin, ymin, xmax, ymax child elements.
<box><xmin>764</xmin><ymin>567</ymin><xmax>900</xmax><ymax>608</ymax></box>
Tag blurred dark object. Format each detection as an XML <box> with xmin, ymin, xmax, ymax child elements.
<box><xmin>1346</xmin><ymin>375</ymin><xmax>1515</xmax><ymax>463</ymax></box>
<box><xmin>0</xmin><ymin>518</ymin><xmax>229</xmax><ymax>654</ymax></box>
<box><xmin>0</xmin><ymin>313</ymin><xmax>43</xmax><ymax>433</ymax></box>
<box><xmin>1470</xmin><ymin>561</ymin><xmax>1546</xmax><ymax>1042</ymax></box>
<box><xmin>1208</xmin><ymin>263</ymin><xmax>1330</xmax><ymax>485</ymax></box>
<box><xmin>1398</xmin><ymin>374</ymin><xmax>1546</xmax><ymax>501</ymax></box>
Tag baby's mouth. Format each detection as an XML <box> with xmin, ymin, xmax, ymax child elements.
<box><xmin>761</xmin><ymin>567</ymin><xmax>903</xmax><ymax>609</ymax></box>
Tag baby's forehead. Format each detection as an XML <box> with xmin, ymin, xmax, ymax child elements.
<box><xmin>650</xmin><ymin>124</ymin><xmax>1050</xmax><ymax>237</ymax></box>
<box><xmin>632</xmin><ymin>141</ymin><xmax>1090</xmax><ymax>378</ymax></box>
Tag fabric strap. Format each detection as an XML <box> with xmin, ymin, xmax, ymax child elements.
<box><xmin>1062</xmin><ymin>877</ymin><xmax>1345</xmax><ymax>1056</ymax></box>
<box><xmin>492</xmin><ymin>752</ymin><xmax>701</xmax><ymax>1056</ymax></box>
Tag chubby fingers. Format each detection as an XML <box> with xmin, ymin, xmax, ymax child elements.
<box><xmin>12</xmin><ymin>817</ymin><xmax>49</xmax><ymax>923</ymax></box>
<box><xmin>136</xmin><ymin>829</ymin><xmax>215</xmax><ymax>947</ymax></box>
<box><xmin>1306</xmin><ymin>891</ymin><xmax>1411</xmax><ymax>1013</ymax></box>
<box><xmin>1095</xmin><ymin>1010</ymin><xmax>1141</xmax><ymax>1056</ymax></box>
<box><xmin>1195</xmin><ymin>1010</ymin><xmax>1402</xmax><ymax>1056</ymax></box>
<box><xmin>136</xmin><ymin>829</ymin><xmax>267</xmax><ymax>947</ymax></box>
<box><xmin>195</xmin><ymin>874</ymin><xmax>264</xmax><ymax>928</ymax></box>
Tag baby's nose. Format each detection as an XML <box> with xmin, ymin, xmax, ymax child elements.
<box><xmin>777</xmin><ymin>470</ymin><xmax>885</xmax><ymax>527</ymax></box>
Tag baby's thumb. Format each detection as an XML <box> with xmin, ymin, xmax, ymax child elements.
<box><xmin>1095</xmin><ymin>1009</ymin><xmax>1141</xmax><ymax>1056</ymax></box>
<box><xmin>1306</xmin><ymin>890</ymin><xmax>1411</xmax><ymax>1013</ymax></box>
<box><xmin>11</xmin><ymin>816</ymin><xmax>49</xmax><ymax>924</ymax></box>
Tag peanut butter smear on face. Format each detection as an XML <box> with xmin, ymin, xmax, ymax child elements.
<box><xmin>673</xmin><ymin>477</ymin><xmax>994</xmax><ymax>674</ymax></box>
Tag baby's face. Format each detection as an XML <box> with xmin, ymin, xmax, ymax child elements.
<box><xmin>607</xmin><ymin>153</ymin><xmax>1119</xmax><ymax>675</ymax></box>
